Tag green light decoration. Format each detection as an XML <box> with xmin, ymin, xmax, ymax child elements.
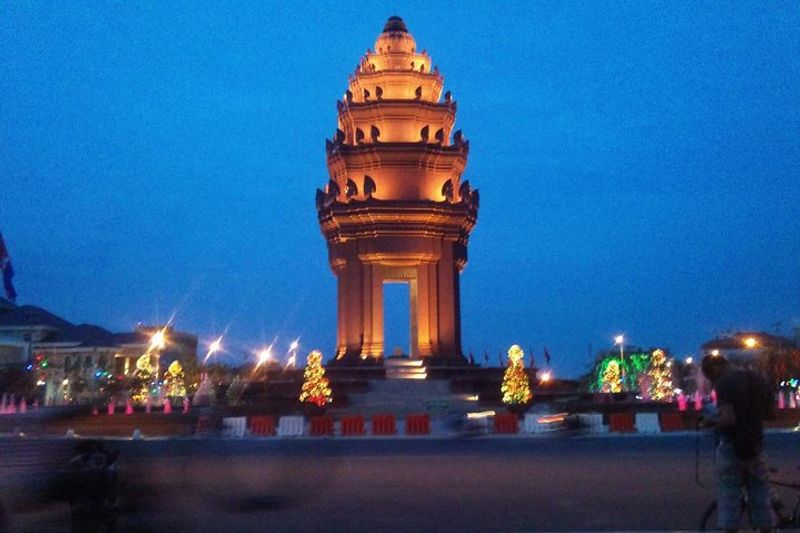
<box><xmin>601</xmin><ymin>360</ymin><xmax>622</xmax><ymax>393</ymax></box>
<box><xmin>591</xmin><ymin>352</ymin><xmax>651</xmax><ymax>393</ymax></box>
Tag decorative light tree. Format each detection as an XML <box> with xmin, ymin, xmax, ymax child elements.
<box><xmin>647</xmin><ymin>349</ymin><xmax>674</xmax><ymax>401</ymax></box>
<box><xmin>601</xmin><ymin>360</ymin><xmax>623</xmax><ymax>393</ymax></box>
<box><xmin>501</xmin><ymin>345</ymin><xmax>532</xmax><ymax>406</ymax></box>
<box><xmin>299</xmin><ymin>350</ymin><xmax>332</xmax><ymax>407</ymax></box>
<box><xmin>163</xmin><ymin>360</ymin><xmax>186</xmax><ymax>399</ymax></box>
<box><xmin>131</xmin><ymin>354</ymin><xmax>155</xmax><ymax>403</ymax></box>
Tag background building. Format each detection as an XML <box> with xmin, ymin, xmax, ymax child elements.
<box><xmin>0</xmin><ymin>301</ymin><xmax>197</xmax><ymax>405</ymax></box>
<box><xmin>701</xmin><ymin>331</ymin><xmax>800</xmax><ymax>388</ymax></box>
<box><xmin>701</xmin><ymin>331</ymin><xmax>797</xmax><ymax>365</ymax></box>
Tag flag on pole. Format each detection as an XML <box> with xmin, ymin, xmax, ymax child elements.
<box><xmin>3</xmin><ymin>261</ymin><xmax>16</xmax><ymax>302</ymax></box>
<box><xmin>0</xmin><ymin>232</ymin><xmax>16</xmax><ymax>302</ymax></box>
<box><xmin>544</xmin><ymin>347</ymin><xmax>551</xmax><ymax>366</ymax></box>
<box><xmin>0</xmin><ymin>233</ymin><xmax>7</xmax><ymax>265</ymax></box>
<box><xmin>528</xmin><ymin>346</ymin><xmax>536</xmax><ymax>368</ymax></box>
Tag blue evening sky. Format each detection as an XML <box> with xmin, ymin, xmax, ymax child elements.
<box><xmin>2</xmin><ymin>3</ymin><xmax>798</xmax><ymax>377</ymax></box>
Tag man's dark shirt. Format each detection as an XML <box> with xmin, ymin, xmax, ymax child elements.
<box><xmin>716</xmin><ymin>368</ymin><xmax>773</xmax><ymax>459</ymax></box>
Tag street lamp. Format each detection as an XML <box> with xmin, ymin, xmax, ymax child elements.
<box><xmin>614</xmin><ymin>334</ymin><xmax>625</xmax><ymax>391</ymax></box>
<box><xmin>204</xmin><ymin>336</ymin><xmax>223</xmax><ymax>365</ymax></box>
<box><xmin>257</xmin><ymin>346</ymin><xmax>273</xmax><ymax>367</ymax></box>
<box><xmin>149</xmin><ymin>328</ymin><xmax>168</xmax><ymax>380</ymax></box>
<box><xmin>286</xmin><ymin>339</ymin><xmax>299</xmax><ymax>369</ymax></box>
<box><xmin>150</xmin><ymin>329</ymin><xmax>167</xmax><ymax>351</ymax></box>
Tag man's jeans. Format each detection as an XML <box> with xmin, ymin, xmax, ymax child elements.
<box><xmin>715</xmin><ymin>440</ymin><xmax>774</xmax><ymax>529</ymax></box>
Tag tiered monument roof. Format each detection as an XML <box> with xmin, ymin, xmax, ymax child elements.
<box><xmin>320</xmin><ymin>16</ymin><xmax>475</xmax><ymax>205</ymax></box>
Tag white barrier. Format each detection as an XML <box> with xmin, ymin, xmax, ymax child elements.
<box><xmin>523</xmin><ymin>414</ymin><xmax>556</xmax><ymax>434</ymax></box>
<box><xmin>277</xmin><ymin>416</ymin><xmax>305</xmax><ymax>437</ymax></box>
<box><xmin>578</xmin><ymin>413</ymin><xmax>607</xmax><ymax>434</ymax></box>
<box><xmin>222</xmin><ymin>416</ymin><xmax>247</xmax><ymax>437</ymax></box>
<box><xmin>635</xmin><ymin>413</ymin><xmax>661</xmax><ymax>434</ymax></box>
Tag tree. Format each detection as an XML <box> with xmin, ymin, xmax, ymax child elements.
<box><xmin>299</xmin><ymin>350</ymin><xmax>332</xmax><ymax>407</ymax></box>
<box><xmin>501</xmin><ymin>345</ymin><xmax>532</xmax><ymax>405</ymax></box>
<box><xmin>66</xmin><ymin>371</ymin><xmax>88</xmax><ymax>403</ymax></box>
<box><xmin>163</xmin><ymin>360</ymin><xmax>186</xmax><ymax>399</ymax></box>
<box><xmin>759</xmin><ymin>347</ymin><xmax>800</xmax><ymax>386</ymax></box>
<box><xmin>601</xmin><ymin>360</ymin><xmax>623</xmax><ymax>393</ymax></box>
<box><xmin>181</xmin><ymin>356</ymin><xmax>201</xmax><ymax>396</ymax></box>
<box><xmin>647</xmin><ymin>349</ymin><xmax>674</xmax><ymax>401</ymax></box>
<box><xmin>131</xmin><ymin>354</ymin><xmax>155</xmax><ymax>403</ymax></box>
<box><xmin>0</xmin><ymin>366</ymin><xmax>34</xmax><ymax>399</ymax></box>
<box><xmin>226</xmin><ymin>375</ymin><xmax>245</xmax><ymax>406</ymax></box>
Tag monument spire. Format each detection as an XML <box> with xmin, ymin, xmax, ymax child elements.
<box><xmin>317</xmin><ymin>17</ymin><xmax>479</xmax><ymax>364</ymax></box>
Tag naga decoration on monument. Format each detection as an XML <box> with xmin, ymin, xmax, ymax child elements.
<box><xmin>317</xmin><ymin>17</ymin><xmax>479</xmax><ymax>365</ymax></box>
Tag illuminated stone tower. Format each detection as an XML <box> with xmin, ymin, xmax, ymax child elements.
<box><xmin>316</xmin><ymin>17</ymin><xmax>478</xmax><ymax>364</ymax></box>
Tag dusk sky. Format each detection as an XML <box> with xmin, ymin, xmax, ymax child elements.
<box><xmin>2</xmin><ymin>3</ymin><xmax>798</xmax><ymax>378</ymax></box>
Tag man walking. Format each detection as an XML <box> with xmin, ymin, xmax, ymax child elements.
<box><xmin>701</xmin><ymin>354</ymin><xmax>776</xmax><ymax>532</ymax></box>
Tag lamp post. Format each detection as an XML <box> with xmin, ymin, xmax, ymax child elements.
<box><xmin>148</xmin><ymin>328</ymin><xmax>168</xmax><ymax>400</ymax></box>
<box><xmin>204</xmin><ymin>336</ymin><xmax>222</xmax><ymax>366</ymax></box>
<box><xmin>256</xmin><ymin>345</ymin><xmax>274</xmax><ymax>374</ymax></box>
<box><xmin>614</xmin><ymin>334</ymin><xmax>625</xmax><ymax>391</ymax></box>
<box><xmin>257</xmin><ymin>346</ymin><xmax>273</xmax><ymax>366</ymax></box>
<box><xmin>149</xmin><ymin>328</ymin><xmax>167</xmax><ymax>376</ymax></box>
<box><xmin>287</xmin><ymin>340</ymin><xmax>299</xmax><ymax>369</ymax></box>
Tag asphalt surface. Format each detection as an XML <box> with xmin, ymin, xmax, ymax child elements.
<box><xmin>2</xmin><ymin>431</ymin><xmax>799</xmax><ymax>532</ymax></box>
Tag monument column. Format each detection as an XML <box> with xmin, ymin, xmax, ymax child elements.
<box><xmin>435</xmin><ymin>243</ymin><xmax>459</xmax><ymax>356</ymax></box>
<box><xmin>360</xmin><ymin>262</ymin><xmax>384</xmax><ymax>359</ymax></box>
<box><xmin>413</xmin><ymin>267</ymin><xmax>433</xmax><ymax>357</ymax></box>
<box><xmin>339</xmin><ymin>258</ymin><xmax>365</xmax><ymax>358</ymax></box>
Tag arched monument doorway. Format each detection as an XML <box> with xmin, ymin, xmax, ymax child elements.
<box><xmin>382</xmin><ymin>271</ymin><xmax>416</xmax><ymax>359</ymax></box>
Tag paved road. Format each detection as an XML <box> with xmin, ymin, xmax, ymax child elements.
<box><xmin>3</xmin><ymin>432</ymin><xmax>799</xmax><ymax>532</ymax></box>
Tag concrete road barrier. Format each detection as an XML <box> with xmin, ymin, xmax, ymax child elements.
<box><xmin>222</xmin><ymin>416</ymin><xmax>246</xmax><ymax>437</ymax></box>
<box><xmin>634</xmin><ymin>413</ymin><xmax>660</xmax><ymax>434</ymax></box>
<box><xmin>277</xmin><ymin>415</ymin><xmax>305</xmax><ymax>437</ymax></box>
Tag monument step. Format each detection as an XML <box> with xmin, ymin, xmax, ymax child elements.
<box><xmin>366</xmin><ymin>379</ymin><xmax>451</xmax><ymax>394</ymax></box>
<box><xmin>386</xmin><ymin>369</ymin><xmax>427</xmax><ymax>380</ymax></box>
<box><xmin>384</xmin><ymin>358</ymin><xmax>425</xmax><ymax>368</ymax></box>
<box><xmin>339</xmin><ymin>379</ymin><xmax>480</xmax><ymax>417</ymax></box>
<box><xmin>385</xmin><ymin>358</ymin><xmax>427</xmax><ymax>380</ymax></box>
